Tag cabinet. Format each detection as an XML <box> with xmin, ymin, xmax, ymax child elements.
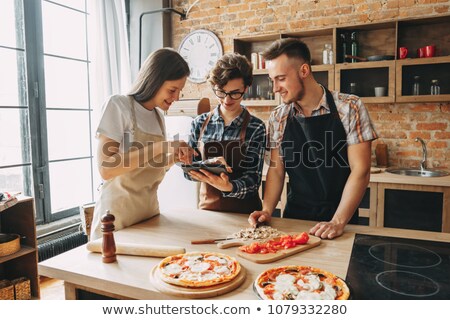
<box><xmin>396</xmin><ymin>16</ymin><xmax>450</xmax><ymax>102</ymax></box>
<box><xmin>233</xmin><ymin>34</ymin><xmax>281</xmax><ymax>107</ymax></box>
<box><xmin>233</xmin><ymin>15</ymin><xmax>450</xmax><ymax>104</ymax></box>
<box><xmin>376</xmin><ymin>183</ymin><xmax>450</xmax><ymax>233</ymax></box>
<box><xmin>0</xmin><ymin>197</ymin><xmax>39</xmax><ymax>299</ymax></box>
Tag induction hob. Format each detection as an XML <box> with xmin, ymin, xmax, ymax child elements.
<box><xmin>345</xmin><ymin>234</ymin><xmax>450</xmax><ymax>299</ymax></box>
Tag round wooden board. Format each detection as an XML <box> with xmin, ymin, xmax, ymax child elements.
<box><xmin>150</xmin><ymin>265</ymin><xmax>246</xmax><ymax>299</ymax></box>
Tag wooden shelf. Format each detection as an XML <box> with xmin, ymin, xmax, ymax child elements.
<box><xmin>396</xmin><ymin>55</ymin><xmax>450</xmax><ymax>103</ymax></box>
<box><xmin>233</xmin><ymin>14</ymin><xmax>450</xmax><ymax>105</ymax></box>
<box><xmin>312</xmin><ymin>64</ymin><xmax>334</xmax><ymax>90</ymax></box>
<box><xmin>336</xmin><ymin>61</ymin><xmax>395</xmax><ymax>102</ymax></box>
<box><xmin>0</xmin><ymin>197</ymin><xmax>40</xmax><ymax>299</ymax></box>
<box><xmin>242</xmin><ymin>99</ymin><xmax>278</xmax><ymax>107</ymax></box>
<box><xmin>0</xmin><ymin>246</ymin><xmax>36</xmax><ymax>264</ymax></box>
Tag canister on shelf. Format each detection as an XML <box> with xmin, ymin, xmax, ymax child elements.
<box><xmin>250</xmin><ymin>53</ymin><xmax>258</xmax><ymax>69</ymax></box>
<box><xmin>375</xmin><ymin>143</ymin><xmax>388</xmax><ymax>168</ymax></box>
<box><xmin>258</xmin><ymin>52</ymin><xmax>265</xmax><ymax>69</ymax></box>
<box><xmin>430</xmin><ymin>79</ymin><xmax>440</xmax><ymax>95</ymax></box>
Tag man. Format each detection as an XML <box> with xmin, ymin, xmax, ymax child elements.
<box><xmin>248</xmin><ymin>38</ymin><xmax>377</xmax><ymax>239</ymax></box>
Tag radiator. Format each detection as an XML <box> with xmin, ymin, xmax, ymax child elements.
<box><xmin>38</xmin><ymin>229</ymin><xmax>88</xmax><ymax>262</ymax></box>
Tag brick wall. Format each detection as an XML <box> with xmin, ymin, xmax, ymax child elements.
<box><xmin>171</xmin><ymin>0</ymin><xmax>450</xmax><ymax>168</ymax></box>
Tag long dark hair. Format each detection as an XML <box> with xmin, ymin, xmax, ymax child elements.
<box><xmin>129</xmin><ymin>48</ymin><xmax>190</xmax><ymax>103</ymax></box>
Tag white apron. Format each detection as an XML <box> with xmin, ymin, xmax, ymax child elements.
<box><xmin>91</xmin><ymin>98</ymin><xmax>166</xmax><ymax>239</ymax></box>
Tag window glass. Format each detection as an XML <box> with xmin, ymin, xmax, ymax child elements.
<box><xmin>0</xmin><ymin>165</ymin><xmax>32</xmax><ymax>194</ymax></box>
<box><xmin>42</xmin><ymin>1</ymin><xmax>86</xmax><ymax>59</ymax></box>
<box><xmin>44</xmin><ymin>55</ymin><xmax>89</xmax><ymax>109</ymax></box>
<box><xmin>0</xmin><ymin>0</ymin><xmax>24</xmax><ymax>49</ymax></box>
<box><xmin>48</xmin><ymin>0</ymin><xmax>85</xmax><ymax>12</ymax></box>
<box><xmin>0</xmin><ymin>108</ymin><xmax>30</xmax><ymax>166</ymax></box>
<box><xmin>46</xmin><ymin>110</ymin><xmax>91</xmax><ymax>161</ymax></box>
<box><xmin>0</xmin><ymin>48</ymin><xmax>27</xmax><ymax>106</ymax></box>
<box><xmin>49</xmin><ymin>158</ymin><xmax>92</xmax><ymax>213</ymax></box>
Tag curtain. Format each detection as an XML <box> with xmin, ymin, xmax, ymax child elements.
<box><xmin>90</xmin><ymin>0</ymin><xmax>131</xmax><ymax>108</ymax></box>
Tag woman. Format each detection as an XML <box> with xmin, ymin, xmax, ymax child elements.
<box><xmin>91</xmin><ymin>48</ymin><xmax>194</xmax><ymax>239</ymax></box>
<box><xmin>185</xmin><ymin>53</ymin><xmax>266</xmax><ymax>213</ymax></box>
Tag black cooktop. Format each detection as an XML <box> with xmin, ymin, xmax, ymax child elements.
<box><xmin>345</xmin><ymin>234</ymin><xmax>450</xmax><ymax>299</ymax></box>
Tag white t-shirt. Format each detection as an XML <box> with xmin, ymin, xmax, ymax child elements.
<box><xmin>96</xmin><ymin>95</ymin><xmax>166</xmax><ymax>151</ymax></box>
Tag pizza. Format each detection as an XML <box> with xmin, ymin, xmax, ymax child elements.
<box><xmin>255</xmin><ymin>265</ymin><xmax>350</xmax><ymax>300</ymax></box>
<box><xmin>158</xmin><ymin>252</ymin><xmax>241</xmax><ymax>288</ymax></box>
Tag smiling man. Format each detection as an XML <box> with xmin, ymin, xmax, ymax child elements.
<box><xmin>248</xmin><ymin>38</ymin><xmax>378</xmax><ymax>239</ymax></box>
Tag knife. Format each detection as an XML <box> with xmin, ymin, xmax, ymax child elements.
<box><xmin>191</xmin><ymin>238</ymin><xmax>231</xmax><ymax>244</ymax></box>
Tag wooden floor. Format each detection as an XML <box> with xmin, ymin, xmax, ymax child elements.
<box><xmin>39</xmin><ymin>276</ymin><xmax>65</xmax><ymax>300</ymax></box>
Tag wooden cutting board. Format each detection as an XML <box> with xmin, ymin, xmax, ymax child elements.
<box><xmin>150</xmin><ymin>265</ymin><xmax>246</xmax><ymax>299</ymax></box>
<box><xmin>235</xmin><ymin>235</ymin><xmax>321</xmax><ymax>264</ymax></box>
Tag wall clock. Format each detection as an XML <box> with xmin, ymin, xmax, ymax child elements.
<box><xmin>178</xmin><ymin>29</ymin><xmax>223</xmax><ymax>83</ymax></box>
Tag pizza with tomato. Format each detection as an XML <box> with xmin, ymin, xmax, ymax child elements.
<box><xmin>239</xmin><ymin>232</ymin><xmax>310</xmax><ymax>254</ymax></box>
<box><xmin>255</xmin><ymin>265</ymin><xmax>350</xmax><ymax>300</ymax></box>
<box><xmin>157</xmin><ymin>252</ymin><xmax>241</xmax><ymax>288</ymax></box>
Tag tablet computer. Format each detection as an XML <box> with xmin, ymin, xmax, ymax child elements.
<box><xmin>180</xmin><ymin>162</ymin><xmax>228</xmax><ymax>176</ymax></box>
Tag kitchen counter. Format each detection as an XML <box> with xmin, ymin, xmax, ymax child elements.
<box><xmin>38</xmin><ymin>208</ymin><xmax>450</xmax><ymax>300</ymax></box>
<box><xmin>262</xmin><ymin>164</ymin><xmax>450</xmax><ymax>187</ymax></box>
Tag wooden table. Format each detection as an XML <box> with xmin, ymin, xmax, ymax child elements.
<box><xmin>38</xmin><ymin>208</ymin><xmax>450</xmax><ymax>300</ymax></box>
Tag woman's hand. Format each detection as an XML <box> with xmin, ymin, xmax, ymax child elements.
<box><xmin>189</xmin><ymin>169</ymin><xmax>233</xmax><ymax>192</ymax></box>
<box><xmin>170</xmin><ymin>140</ymin><xmax>197</xmax><ymax>164</ymax></box>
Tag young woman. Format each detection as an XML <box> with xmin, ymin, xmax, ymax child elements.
<box><xmin>91</xmin><ymin>48</ymin><xmax>195</xmax><ymax>239</ymax></box>
<box><xmin>185</xmin><ymin>53</ymin><xmax>266</xmax><ymax>214</ymax></box>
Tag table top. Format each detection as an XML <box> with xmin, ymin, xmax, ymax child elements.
<box><xmin>38</xmin><ymin>208</ymin><xmax>450</xmax><ymax>300</ymax></box>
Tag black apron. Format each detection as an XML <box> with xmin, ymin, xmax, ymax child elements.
<box><xmin>280</xmin><ymin>88</ymin><xmax>358</xmax><ymax>224</ymax></box>
<box><xmin>197</xmin><ymin>109</ymin><xmax>262</xmax><ymax>214</ymax></box>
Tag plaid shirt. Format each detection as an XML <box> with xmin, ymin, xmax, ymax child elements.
<box><xmin>268</xmin><ymin>88</ymin><xmax>378</xmax><ymax>149</ymax></box>
<box><xmin>186</xmin><ymin>105</ymin><xmax>266</xmax><ymax>199</ymax></box>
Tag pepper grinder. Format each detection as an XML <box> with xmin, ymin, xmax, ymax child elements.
<box><xmin>101</xmin><ymin>210</ymin><xmax>116</xmax><ymax>263</ymax></box>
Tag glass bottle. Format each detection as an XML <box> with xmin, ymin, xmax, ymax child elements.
<box><xmin>349</xmin><ymin>82</ymin><xmax>357</xmax><ymax>95</ymax></box>
<box><xmin>340</xmin><ymin>33</ymin><xmax>347</xmax><ymax>63</ymax></box>
<box><xmin>430</xmin><ymin>80</ymin><xmax>440</xmax><ymax>95</ymax></box>
<box><xmin>328</xmin><ymin>46</ymin><xmax>334</xmax><ymax>64</ymax></box>
<box><xmin>350</xmin><ymin>32</ymin><xmax>358</xmax><ymax>63</ymax></box>
<box><xmin>412</xmin><ymin>76</ymin><xmax>420</xmax><ymax>96</ymax></box>
<box><xmin>323</xmin><ymin>44</ymin><xmax>333</xmax><ymax>64</ymax></box>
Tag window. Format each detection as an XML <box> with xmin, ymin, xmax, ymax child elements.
<box><xmin>0</xmin><ymin>0</ymin><xmax>95</xmax><ymax>224</ymax></box>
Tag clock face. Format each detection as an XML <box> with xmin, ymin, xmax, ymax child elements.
<box><xmin>178</xmin><ymin>29</ymin><xmax>223</xmax><ymax>83</ymax></box>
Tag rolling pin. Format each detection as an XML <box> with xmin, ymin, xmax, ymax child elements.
<box><xmin>86</xmin><ymin>240</ymin><xmax>185</xmax><ymax>257</ymax></box>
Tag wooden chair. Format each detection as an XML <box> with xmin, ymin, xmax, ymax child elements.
<box><xmin>197</xmin><ymin>97</ymin><xmax>210</xmax><ymax>115</ymax></box>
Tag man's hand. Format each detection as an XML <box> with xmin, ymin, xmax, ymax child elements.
<box><xmin>188</xmin><ymin>169</ymin><xmax>233</xmax><ymax>192</ymax></box>
<box><xmin>248</xmin><ymin>210</ymin><xmax>272</xmax><ymax>228</ymax></box>
<box><xmin>309</xmin><ymin>221</ymin><xmax>345</xmax><ymax>239</ymax></box>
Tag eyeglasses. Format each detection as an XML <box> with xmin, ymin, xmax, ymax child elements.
<box><xmin>213</xmin><ymin>88</ymin><xmax>246</xmax><ymax>100</ymax></box>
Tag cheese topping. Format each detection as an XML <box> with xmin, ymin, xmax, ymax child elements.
<box><xmin>163</xmin><ymin>263</ymin><xmax>182</xmax><ymax>275</ymax></box>
<box><xmin>214</xmin><ymin>265</ymin><xmax>231</xmax><ymax>275</ymax></box>
<box><xmin>189</xmin><ymin>262</ymin><xmax>211</xmax><ymax>273</ymax></box>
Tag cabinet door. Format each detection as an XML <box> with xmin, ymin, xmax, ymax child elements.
<box><xmin>377</xmin><ymin>184</ymin><xmax>446</xmax><ymax>232</ymax></box>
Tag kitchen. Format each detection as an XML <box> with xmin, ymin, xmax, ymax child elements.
<box><xmin>1</xmin><ymin>0</ymin><xmax>450</xmax><ymax>315</ymax></box>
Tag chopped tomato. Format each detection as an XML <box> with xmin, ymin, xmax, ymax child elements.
<box><xmin>239</xmin><ymin>232</ymin><xmax>309</xmax><ymax>254</ymax></box>
<box><xmin>293</xmin><ymin>232</ymin><xmax>309</xmax><ymax>244</ymax></box>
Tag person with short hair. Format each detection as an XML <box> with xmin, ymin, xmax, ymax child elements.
<box><xmin>91</xmin><ymin>48</ymin><xmax>195</xmax><ymax>239</ymax></box>
<box><xmin>248</xmin><ymin>38</ymin><xmax>377</xmax><ymax>239</ymax></box>
<box><xmin>185</xmin><ymin>53</ymin><xmax>266</xmax><ymax>213</ymax></box>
